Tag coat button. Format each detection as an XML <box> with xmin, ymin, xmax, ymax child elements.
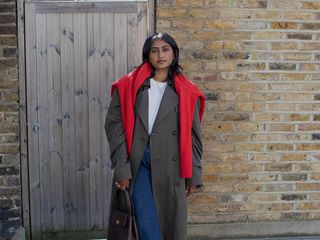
<box><xmin>172</xmin><ymin>156</ymin><xmax>178</xmax><ymax>161</ymax></box>
<box><xmin>172</xmin><ymin>131</ymin><xmax>177</xmax><ymax>135</ymax></box>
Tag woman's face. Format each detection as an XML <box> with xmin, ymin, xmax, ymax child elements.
<box><xmin>148</xmin><ymin>39</ymin><xmax>174</xmax><ymax>71</ymax></box>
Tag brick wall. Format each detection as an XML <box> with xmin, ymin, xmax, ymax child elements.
<box><xmin>157</xmin><ymin>0</ymin><xmax>320</xmax><ymax>224</ymax></box>
<box><xmin>0</xmin><ymin>0</ymin><xmax>21</xmax><ymax>239</ymax></box>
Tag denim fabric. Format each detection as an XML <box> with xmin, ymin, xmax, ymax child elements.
<box><xmin>132</xmin><ymin>144</ymin><xmax>163</xmax><ymax>240</ymax></box>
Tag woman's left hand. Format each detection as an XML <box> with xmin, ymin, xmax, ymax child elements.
<box><xmin>186</xmin><ymin>185</ymin><xmax>197</xmax><ymax>196</ymax></box>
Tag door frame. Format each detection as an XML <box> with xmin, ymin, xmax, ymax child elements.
<box><xmin>17</xmin><ymin>0</ymin><xmax>154</xmax><ymax>238</ymax></box>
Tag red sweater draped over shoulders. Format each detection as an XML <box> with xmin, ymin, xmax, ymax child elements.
<box><xmin>111</xmin><ymin>63</ymin><xmax>205</xmax><ymax>178</ymax></box>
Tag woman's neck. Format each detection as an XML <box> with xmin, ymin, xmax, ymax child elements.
<box><xmin>153</xmin><ymin>69</ymin><xmax>168</xmax><ymax>82</ymax></box>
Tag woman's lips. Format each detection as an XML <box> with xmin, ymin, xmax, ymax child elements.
<box><xmin>157</xmin><ymin>60</ymin><xmax>166</xmax><ymax>64</ymax></box>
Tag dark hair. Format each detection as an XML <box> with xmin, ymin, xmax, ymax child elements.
<box><xmin>142</xmin><ymin>32</ymin><xmax>182</xmax><ymax>81</ymax></box>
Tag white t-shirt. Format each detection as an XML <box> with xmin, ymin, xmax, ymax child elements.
<box><xmin>148</xmin><ymin>78</ymin><xmax>167</xmax><ymax>135</ymax></box>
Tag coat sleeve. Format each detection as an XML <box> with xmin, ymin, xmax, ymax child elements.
<box><xmin>186</xmin><ymin>99</ymin><xmax>203</xmax><ymax>187</ymax></box>
<box><xmin>105</xmin><ymin>88</ymin><xmax>132</xmax><ymax>182</ymax></box>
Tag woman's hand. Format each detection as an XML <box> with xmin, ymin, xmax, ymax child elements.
<box><xmin>115</xmin><ymin>179</ymin><xmax>130</xmax><ymax>190</ymax></box>
<box><xmin>186</xmin><ymin>185</ymin><xmax>197</xmax><ymax>196</ymax></box>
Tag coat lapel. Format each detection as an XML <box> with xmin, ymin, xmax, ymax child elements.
<box><xmin>135</xmin><ymin>84</ymin><xmax>149</xmax><ymax>133</ymax></box>
<box><xmin>152</xmin><ymin>86</ymin><xmax>178</xmax><ymax>131</ymax></box>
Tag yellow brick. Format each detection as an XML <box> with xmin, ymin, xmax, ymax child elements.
<box><xmin>189</xmin><ymin>8</ymin><xmax>215</xmax><ymax>18</ymax></box>
<box><xmin>282</xmin><ymin>113</ymin><xmax>310</xmax><ymax>122</ymax></box>
<box><xmin>237</xmin><ymin>123</ymin><xmax>260</xmax><ymax>132</ymax></box>
<box><xmin>219</xmin><ymin>174</ymin><xmax>249</xmax><ymax>182</ymax></box>
<box><xmin>298</xmin><ymin>123</ymin><xmax>320</xmax><ymax>131</ymax></box>
<box><xmin>268</xmin><ymin>103</ymin><xmax>296</xmax><ymax>111</ymax></box>
<box><xmin>202</xmin><ymin>175</ymin><xmax>219</xmax><ymax>183</ymax></box>
<box><xmin>237</xmin><ymin>143</ymin><xmax>265</xmax><ymax>152</ymax></box>
<box><xmin>224</xmin><ymin>31</ymin><xmax>252</xmax><ymax>40</ymax></box>
<box><xmin>255</xmin><ymin>11</ymin><xmax>281</xmax><ymax>19</ymax></box>
<box><xmin>208</xmin><ymin>41</ymin><xmax>223</xmax><ymax>50</ymax></box>
<box><xmin>254</xmin><ymin>32</ymin><xmax>282</xmax><ymax>40</ymax></box>
<box><xmin>302</xmin><ymin>2</ymin><xmax>320</xmax><ymax>9</ymax></box>
<box><xmin>189</xmin><ymin>194</ymin><xmax>218</xmax><ymax>204</ymax></box>
<box><xmin>220</xmin><ymin>133</ymin><xmax>250</xmax><ymax>142</ymax></box>
<box><xmin>282</xmin><ymin>93</ymin><xmax>313</xmax><ymax>101</ymax></box>
<box><xmin>295</xmin><ymin>202</ymin><xmax>320</xmax><ymax>211</ymax></box>
<box><xmin>205</xmin><ymin>81</ymin><xmax>233</xmax><ymax>91</ymax></box>
<box><xmin>300</xmin><ymin>63</ymin><xmax>317</xmax><ymax>71</ymax></box>
<box><xmin>176</xmin><ymin>0</ymin><xmax>204</xmax><ymax>7</ymax></box>
<box><xmin>157</xmin><ymin>8</ymin><xmax>187</xmax><ymax>17</ymax></box>
<box><xmin>284</xmin><ymin>12</ymin><xmax>315</xmax><ymax>20</ymax></box>
<box><xmin>173</xmin><ymin>19</ymin><xmax>204</xmax><ymax>28</ymax></box>
<box><xmin>233</xmin><ymin>163</ymin><xmax>264</xmax><ymax>172</ymax></box>
<box><xmin>272</xmin><ymin>42</ymin><xmax>298</xmax><ymax>50</ymax></box>
<box><xmin>203</xmin><ymin>122</ymin><xmax>234</xmax><ymax>132</ymax></box>
<box><xmin>217</xmin><ymin>62</ymin><xmax>236</xmax><ymax>71</ymax></box>
<box><xmin>251</xmin><ymin>72</ymin><xmax>279</xmax><ymax>80</ymax></box>
<box><xmin>249</xmin><ymin>213</ymin><xmax>281</xmax><ymax>222</ymax></box>
<box><xmin>248</xmin><ymin>194</ymin><xmax>279</xmax><ymax>202</ymax></box>
<box><xmin>205</xmin><ymin>0</ymin><xmax>235</xmax><ymax>8</ymax></box>
<box><xmin>234</xmin><ymin>183</ymin><xmax>263</xmax><ymax>193</ymax></box>
<box><xmin>268</xmin><ymin>123</ymin><xmax>295</xmax><ymax>132</ymax></box>
<box><xmin>207</xmin><ymin>20</ymin><xmax>236</xmax><ymax>30</ymax></box>
<box><xmin>281</xmin><ymin>73</ymin><xmax>309</xmax><ymax>81</ymax></box>
<box><xmin>238</xmin><ymin>103</ymin><xmax>264</xmax><ymax>112</ymax></box>
<box><xmin>271</xmin><ymin>22</ymin><xmax>298</xmax><ymax>29</ymax></box>
<box><xmin>204</xmin><ymin>184</ymin><xmax>234</xmax><ymax>193</ymax></box>
<box><xmin>280</xmin><ymin>153</ymin><xmax>307</xmax><ymax>161</ymax></box>
<box><xmin>180</xmin><ymin>60</ymin><xmax>202</xmax><ymax>71</ymax></box>
<box><xmin>251</xmin><ymin>133</ymin><xmax>280</xmax><ymax>142</ymax></box>
<box><xmin>283</xmin><ymin>53</ymin><xmax>311</xmax><ymax>61</ymax></box>
<box><xmin>296</xmin><ymin>183</ymin><xmax>320</xmax><ymax>191</ymax></box>
<box><xmin>301</xmin><ymin>42</ymin><xmax>320</xmax><ymax>51</ymax></box>
<box><xmin>203</xmin><ymin>163</ymin><xmax>233</xmax><ymax>174</ymax></box>
<box><xmin>297</xmin><ymin>143</ymin><xmax>320</xmax><ymax>151</ymax></box>
<box><xmin>220</xmin><ymin>92</ymin><xmax>250</xmax><ymax>101</ymax></box>
<box><xmin>255</xmin><ymin>113</ymin><xmax>280</xmax><ymax>122</ymax></box>
<box><xmin>251</xmin><ymin>93</ymin><xmax>281</xmax><ymax>101</ymax></box>
<box><xmin>190</xmin><ymin>30</ymin><xmax>220</xmax><ymax>40</ymax></box>
<box><xmin>222</xmin><ymin>41</ymin><xmax>237</xmax><ymax>50</ymax></box>
<box><xmin>238</xmin><ymin>83</ymin><xmax>265</xmax><ymax>91</ymax></box>
<box><xmin>266</xmin><ymin>143</ymin><xmax>293</xmax><ymax>151</ymax></box>
<box><xmin>156</xmin><ymin>20</ymin><xmax>171</xmax><ymax>28</ymax></box>
<box><xmin>297</xmin><ymin>103</ymin><xmax>320</xmax><ymax>111</ymax></box>
<box><xmin>220</xmin><ymin>10</ymin><xmax>251</xmax><ymax>19</ymax></box>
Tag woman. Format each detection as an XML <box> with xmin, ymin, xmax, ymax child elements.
<box><xmin>105</xmin><ymin>32</ymin><xmax>205</xmax><ymax>240</ymax></box>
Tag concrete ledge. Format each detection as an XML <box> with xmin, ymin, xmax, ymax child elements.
<box><xmin>188</xmin><ymin>221</ymin><xmax>320</xmax><ymax>239</ymax></box>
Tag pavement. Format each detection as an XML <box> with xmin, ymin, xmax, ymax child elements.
<box><xmin>189</xmin><ymin>237</ymin><xmax>320</xmax><ymax>240</ymax></box>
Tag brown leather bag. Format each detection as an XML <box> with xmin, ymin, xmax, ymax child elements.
<box><xmin>108</xmin><ymin>188</ymin><xmax>138</xmax><ymax>240</ymax></box>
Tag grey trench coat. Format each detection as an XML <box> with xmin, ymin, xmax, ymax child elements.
<box><xmin>105</xmin><ymin>78</ymin><xmax>203</xmax><ymax>240</ymax></box>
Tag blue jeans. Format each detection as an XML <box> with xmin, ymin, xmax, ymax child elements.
<box><xmin>132</xmin><ymin>144</ymin><xmax>163</xmax><ymax>240</ymax></box>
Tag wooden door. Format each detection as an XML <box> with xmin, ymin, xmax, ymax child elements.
<box><xmin>25</xmin><ymin>1</ymin><xmax>148</xmax><ymax>237</ymax></box>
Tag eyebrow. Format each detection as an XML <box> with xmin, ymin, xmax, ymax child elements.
<box><xmin>151</xmin><ymin>44</ymin><xmax>171</xmax><ymax>49</ymax></box>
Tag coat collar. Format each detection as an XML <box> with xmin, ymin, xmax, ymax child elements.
<box><xmin>135</xmin><ymin>78</ymin><xmax>178</xmax><ymax>133</ymax></box>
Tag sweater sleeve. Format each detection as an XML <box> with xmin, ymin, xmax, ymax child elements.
<box><xmin>105</xmin><ymin>88</ymin><xmax>132</xmax><ymax>182</ymax></box>
<box><xmin>186</xmin><ymin>99</ymin><xmax>203</xmax><ymax>187</ymax></box>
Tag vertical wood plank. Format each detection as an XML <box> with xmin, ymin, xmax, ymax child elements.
<box><xmin>100</xmin><ymin>12</ymin><xmax>114</xmax><ymax>228</ymax></box>
<box><xmin>127</xmin><ymin>12</ymin><xmax>138</xmax><ymax>71</ymax></box>
<box><xmin>137</xmin><ymin>3</ymin><xmax>148</xmax><ymax>65</ymax></box>
<box><xmin>114</xmin><ymin>13</ymin><xmax>128</xmax><ymax>79</ymax></box>
<box><xmin>25</xmin><ymin>3</ymin><xmax>42</xmax><ymax>238</ymax></box>
<box><xmin>18</xmin><ymin>0</ymin><xmax>31</xmax><ymax>237</ymax></box>
<box><xmin>36</xmin><ymin>13</ymin><xmax>52</xmax><ymax>231</ymax></box>
<box><xmin>74</xmin><ymin>12</ymin><xmax>90</xmax><ymax>230</ymax></box>
<box><xmin>87</xmin><ymin>12</ymin><xmax>103</xmax><ymax>229</ymax></box>
<box><xmin>47</xmin><ymin>13</ymin><xmax>64</xmax><ymax>231</ymax></box>
<box><xmin>60</xmin><ymin>13</ymin><xmax>77</xmax><ymax>230</ymax></box>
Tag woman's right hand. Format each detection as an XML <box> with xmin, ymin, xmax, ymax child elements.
<box><xmin>115</xmin><ymin>179</ymin><xmax>130</xmax><ymax>190</ymax></box>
